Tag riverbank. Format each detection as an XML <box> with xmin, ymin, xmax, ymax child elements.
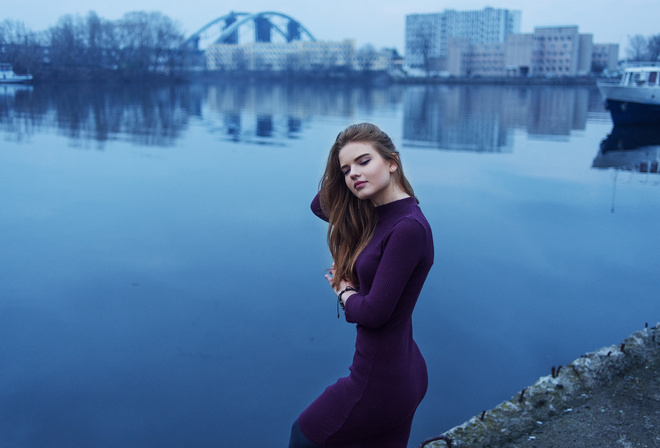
<box><xmin>421</xmin><ymin>323</ymin><xmax>660</xmax><ymax>448</ymax></box>
<box><xmin>397</xmin><ymin>75</ymin><xmax>599</xmax><ymax>86</ymax></box>
<box><xmin>182</xmin><ymin>71</ymin><xmax>602</xmax><ymax>86</ymax></box>
<box><xmin>23</xmin><ymin>68</ymin><xmax>603</xmax><ymax>87</ymax></box>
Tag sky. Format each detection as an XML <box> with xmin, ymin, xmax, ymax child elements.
<box><xmin>3</xmin><ymin>0</ymin><xmax>658</xmax><ymax>54</ymax></box>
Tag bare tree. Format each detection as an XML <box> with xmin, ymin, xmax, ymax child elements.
<box><xmin>111</xmin><ymin>12</ymin><xmax>183</xmax><ymax>75</ymax></box>
<box><xmin>648</xmin><ymin>34</ymin><xmax>660</xmax><ymax>61</ymax></box>
<box><xmin>84</xmin><ymin>11</ymin><xmax>105</xmax><ymax>69</ymax></box>
<box><xmin>407</xmin><ymin>24</ymin><xmax>433</xmax><ymax>77</ymax></box>
<box><xmin>626</xmin><ymin>35</ymin><xmax>649</xmax><ymax>61</ymax></box>
<box><xmin>0</xmin><ymin>19</ymin><xmax>42</xmax><ymax>74</ymax></box>
<box><xmin>48</xmin><ymin>15</ymin><xmax>86</xmax><ymax>69</ymax></box>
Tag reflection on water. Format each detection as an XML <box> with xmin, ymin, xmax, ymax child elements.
<box><xmin>0</xmin><ymin>82</ymin><xmax>610</xmax><ymax>150</ymax></box>
<box><xmin>1</xmin><ymin>83</ymin><xmax>191</xmax><ymax>146</ymax></box>
<box><xmin>594</xmin><ymin>125</ymin><xmax>660</xmax><ymax>173</ymax></box>
<box><xmin>403</xmin><ymin>85</ymin><xmax>607</xmax><ymax>152</ymax></box>
<box><xmin>0</xmin><ymin>84</ymin><xmax>35</xmax><ymax>141</ymax></box>
<box><xmin>593</xmin><ymin>125</ymin><xmax>660</xmax><ymax>214</ymax></box>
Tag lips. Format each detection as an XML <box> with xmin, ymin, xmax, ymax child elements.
<box><xmin>354</xmin><ymin>181</ymin><xmax>367</xmax><ymax>189</ymax></box>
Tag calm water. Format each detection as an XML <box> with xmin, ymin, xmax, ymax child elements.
<box><xmin>1</xmin><ymin>81</ymin><xmax>659</xmax><ymax>447</ymax></box>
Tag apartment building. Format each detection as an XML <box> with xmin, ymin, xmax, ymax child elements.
<box><xmin>532</xmin><ymin>26</ymin><xmax>592</xmax><ymax>76</ymax></box>
<box><xmin>445</xmin><ymin>26</ymin><xmax>615</xmax><ymax>77</ymax></box>
<box><xmin>406</xmin><ymin>8</ymin><xmax>619</xmax><ymax>77</ymax></box>
<box><xmin>592</xmin><ymin>43</ymin><xmax>620</xmax><ymax>73</ymax></box>
<box><xmin>405</xmin><ymin>7</ymin><xmax>521</xmax><ymax>71</ymax></box>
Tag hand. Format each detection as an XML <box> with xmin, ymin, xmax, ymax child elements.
<box><xmin>324</xmin><ymin>263</ymin><xmax>338</xmax><ymax>294</ymax></box>
<box><xmin>324</xmin><ymin>263</ymin><xmax>357</xmax><ymax>304</ymax></box>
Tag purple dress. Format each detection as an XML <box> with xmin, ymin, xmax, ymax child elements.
<box><xmin>298</xmin><ymin>195</ymin><xmax>434</xmax><ymax>448</ymax></box>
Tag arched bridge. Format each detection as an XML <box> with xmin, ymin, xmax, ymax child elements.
<box><xmin>182</xmin><ymin>11</ymin><xmax>316</xmax><ymax>51</ymax></box>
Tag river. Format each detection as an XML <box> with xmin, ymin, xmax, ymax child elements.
<box><xmin>1</xmin><ymin>81</ymin><xmax>659</xmax><ymax>447</ymax></box>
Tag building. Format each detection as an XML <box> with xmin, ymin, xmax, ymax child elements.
<box><xmin>406</xmin><ymin>7</ymin><xmax>619</xmax><ymax>78</ymax></box>
<box><xmin>532</xmin><ymin>26</ymin><xmax>592</xmax><ymax>77</ymax></box>
<box><xmin>405</xmin><ymin>7</ymin><xmax>521</xmax><ymax>71</ymax></box>
<box><xmin>445</xmin><ymin>25</ymin><xmax>613</xmax><ymax>77</ymax></box>
<box><xmin>206</xmin><ymin>40</ymin><xmax>398</xmax><ymax>73</ymax></box>
<box><xmin>592</xmin><ymin>43</ymin><xmax>620</xmax><ymax>73</ymax></box>
<box><xmin>504</xmin><ymin>34</ymin><xmax>535</xmax><ymax>77</ymax></box>
<box><xmin>206</xmin><ymin>40</ymin><xmax>354</xmax><ymax>72</ymax></box>
<box><xmin>447</xmin><ymin>38</ymin><xmax>508</xmax><ymax>77</ymax></box>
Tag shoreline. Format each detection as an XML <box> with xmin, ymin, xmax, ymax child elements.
<box><xmin>421</xmin><ymin>323</ymin><xmax>660</xmax><ymax>448</ymax></box>
<box><xmin>20</xmin><ymin>70</ymin><xmax>603</xmax><ymax>87</ymax></box>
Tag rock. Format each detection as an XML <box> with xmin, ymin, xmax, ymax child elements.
<box><xmin>422</xmin><ymin>323</ymin><xmax>660</xmax><ymax>448</ymax></box>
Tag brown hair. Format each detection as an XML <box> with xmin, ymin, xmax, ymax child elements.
<box><xmin>318</xmin><ymin>123</ymin><xmax>416</xmax><ymax>289</ymax></box>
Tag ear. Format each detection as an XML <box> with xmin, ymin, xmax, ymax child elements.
<box><xmin>388</xmin><ymin>159</ymin><xmax>398</xmax><ymax>173</ymax></box>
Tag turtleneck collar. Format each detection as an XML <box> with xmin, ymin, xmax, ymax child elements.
<box><xmin>375</xmin><ymin>196</ymin><xmax>417</xmax><ymax>219</ymax></box>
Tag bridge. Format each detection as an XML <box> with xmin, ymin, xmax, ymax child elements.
<box><xmin>182</xmin><ymin>11</ymin><xmax>316</xmax><ymax>51</ymax></box>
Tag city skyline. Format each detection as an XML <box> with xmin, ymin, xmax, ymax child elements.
<box><xmin>3</xmin><ymin>0</ymin><xmax>657</xmax><ymax>55</ymax></box>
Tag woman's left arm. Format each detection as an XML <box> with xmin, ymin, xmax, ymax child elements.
<box><xmin>343</xmin><ymin>217</ymin><xmax>429</xmax><ymax>328</ymax></box>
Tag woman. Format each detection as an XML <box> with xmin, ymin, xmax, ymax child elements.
<box><xmin>289</xmin><ymin>123</ymin><xmax>434</xmax><ymax>448</ymax></box>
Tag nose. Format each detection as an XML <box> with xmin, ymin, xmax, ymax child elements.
<box><xmin>350</xmin><ymin>167</ymin><xmax>361</xmax><ymax>179</ymax></box>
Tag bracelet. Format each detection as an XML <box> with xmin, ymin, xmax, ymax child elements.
<box><xmin>338</xmin><ymin>286</ymin><xmax>357</xmax><ymax>310</ymax></box>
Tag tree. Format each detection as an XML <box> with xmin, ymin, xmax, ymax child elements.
<box><xmin>84</xmin><ymin>11</ymin><xmax>105</xmax><ymax>69</ymax></box>
<box><xmin>648</xmin><ymin>34</ymin><xmax>660</xmax><ymax>61</ymax></box>
<box><xmin>408</xmin><ymin>24</ymin><xmax>433</xmax><ymax>77</ymax></box>
<box><xmin>0</xmin><ymin>20</ymin><xmax>44</xmax><ymax>74</ymax></box>
<box><xmin>113</xmin><ymin>12</ymin><xmax>183</xmax><ymax>75</ymax></box>
<box><xmin>48</xmin><ymin>15</ymin><xmax>86</xmax><ymax>69</ymax></box>
<box><xmin>626</xmin><ymin>35</ymin><xmax>648</xmax><ymax>61</ymax></box>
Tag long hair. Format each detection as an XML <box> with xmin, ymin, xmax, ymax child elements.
<box><xmin>319</xmin><ymin>123</ymin><xmax>416</xmax><ymax>289</ymax></box>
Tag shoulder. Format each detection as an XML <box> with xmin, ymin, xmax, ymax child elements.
<box><xmin>387</xmin><ymin>214</ymin><xmax>431</xmax><ymax>245</ymax></box>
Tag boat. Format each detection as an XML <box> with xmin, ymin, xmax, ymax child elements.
<box><xmin>597</xmin><ymin>63</ymin><xmax>660</xmax><ymax>125</ymax></box>
<box><xmin>0</xmin><ymin>63</ymin><xmax>33</xmax><ymax>83</ymax></box>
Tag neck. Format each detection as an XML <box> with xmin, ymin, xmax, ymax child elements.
<box><xmin>371</xmin><ymin>186</ymin><xmax>410</xmax><ymax>207</ymax></box>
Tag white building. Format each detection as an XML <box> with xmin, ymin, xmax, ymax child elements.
<box><xmin>206</xmin><ymin>40</ymin><xmax>355</xmax><ymax>72</ymax></box>
<box><xmin>592</xmin><ymin>43</ymin><xmax>620</xmax><ymax>73</ymax></box>
<box><xmin>206</xmin><ymin>40</ymin><xmax>398</xmax><ymax>73</ymax></box>
<box><xmin>405</xmin><ymin>7</ymin><xmax>521</xmax><ymax>71</ymax></box>
<box><xmin>444</xmin><ymin>25</ymin><xmax>614</xmax><ymax>78</ymax></box>
<box><xmin>532</xmin><ymin>26</ymin><xmax>592</xmax><ymax>76</ymax></box>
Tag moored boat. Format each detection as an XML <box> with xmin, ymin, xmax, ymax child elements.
<box><xmin>597</xmin><ymin>63</ymin><xmax>660</xmax><ymax>125</ymax></box>
<box><xmin>0</xmin><ymin>63</ymin><xmax>33</xmax><ymax>83</ymax></box>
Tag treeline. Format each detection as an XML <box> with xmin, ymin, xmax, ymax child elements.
<box><xmin>0</xmin><ymin>11</ymin><xmax>185</xmax><ymax>81</ymax></box>
<box><xmin>627</xmin><ymin>34</ymin><xmax>660</xmax><ymax>62</ymax></box>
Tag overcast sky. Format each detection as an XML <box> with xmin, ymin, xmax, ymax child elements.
<box><xmin>4</xmin><ymin>0</ymin><xmax>658</xmax><ymax>54</ymax></box>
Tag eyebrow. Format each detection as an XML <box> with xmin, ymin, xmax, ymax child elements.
<box><xmin>340</xmin><ymin>153</ymin><xmax>371</xmax><ymax>170</ymax></box>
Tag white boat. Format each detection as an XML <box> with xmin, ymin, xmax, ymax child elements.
<box><xmin>597</xmin><ymin>63</ymin><xmax>660</xmax><ymax>125</ymax></box>
<box><xmin>0</xmin><ymin>63</ymin><xmax>33</xmax><ymax>83</ymax></box>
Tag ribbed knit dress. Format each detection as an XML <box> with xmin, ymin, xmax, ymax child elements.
<box><xmin>298</xmin><ymin>195</ymin><xmax>434</xmax><ymax>448</ymax></box>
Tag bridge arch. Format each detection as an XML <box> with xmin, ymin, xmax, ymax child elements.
<box><xmin>182</xmin><ymin>11</ymin><xmax>316</xmax><ymax>50</ymax></box>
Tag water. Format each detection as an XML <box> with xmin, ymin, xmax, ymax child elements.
<box><xmin>1</xmin><ymin>81</ymin><xmax>659</xmax><ymax>447</ymax></box>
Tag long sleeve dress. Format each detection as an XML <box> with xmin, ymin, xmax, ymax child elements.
<box><xmin>298</xmin><ymin>195</ymin><xmax>434</xmax><ymax>448</ymax></box>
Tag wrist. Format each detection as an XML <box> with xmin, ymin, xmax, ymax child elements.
<box><xmin>338</xmin><ymin>286</ymin><xmax>357</xmax><ymax>309</ymax></box>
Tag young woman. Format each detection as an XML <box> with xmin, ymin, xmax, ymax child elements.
<box><xmin>289</xmin><ymin>123</ymin><xmax>434</xmax><ymax>448</ymax></box>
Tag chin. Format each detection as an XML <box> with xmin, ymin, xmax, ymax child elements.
<box><xmin>353</xmin><ymin>191</ymin><xmax>371</xmax><ymax>201</ymax></box>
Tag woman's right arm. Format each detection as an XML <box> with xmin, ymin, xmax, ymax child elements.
<box><xmin>311</xmin><ymin>193</ymin><xmax>329</xmax><ymax>222</ymax></box>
